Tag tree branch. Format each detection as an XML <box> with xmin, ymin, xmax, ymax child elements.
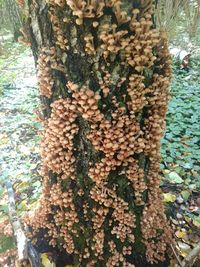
<box><xmin>170</xmin><ymin>244</ymin><xmax>183</xmax><ymax>267</ymax></box>
<box><xmin>6</xmin><ymin>180</ymin><xmax>42</xmax><ymax>267</ymax></box>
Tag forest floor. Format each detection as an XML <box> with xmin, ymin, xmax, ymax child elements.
<box><xmin>0</xmin><ymin>41</ymin><xmax>199</xmax><ymax>266</ymax></box>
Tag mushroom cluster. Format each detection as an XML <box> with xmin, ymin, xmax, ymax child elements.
<box><xmin>111</xmin><ymin>197</ymin><xmax>135</xmax><ymax>242</ymax></box>
<box><xmin>67</xmin><ymin>81</ymin><xmax>102</xmax><ymax>122</ymax></box>
<box><xmin>113</xmin><ymin>2</ymin><xmax>131</xmax><ymax>25</ymax></box>
<box><xmin>49</xmin><ymin>185</ymin><xmax>79</xmax><ymax>254</ymax></box>
<box><xmin>86</xmin><ymin>99</ymin><xmax>146</xmax><ymax>185</ymax></box>
<box><xmin>65</xmin><ymin>0</ymin><xmax>127</xmax><ymax>25</ymax></box>
<box><xmin>98</xmin><ymin>68</ymin><xmax>112</xmax><ymax>97</ymax></box>
<box><xmin>67</xmin><ymin>83</ymin><xmax>145</xmax><ymax>188</ymax></box>
<box><xmin>37</xmin><ymin>47</ymin><xmax>56</xmax><ymax>98</ymax></box>
<box><xmin>90</xmin><ymin>184</ymin><xmax>136</xmax><ymax>263</ymax></box>
<box><xmin>140</xmin><ymin>31</ymin><xmax>172</xmax><ymax>263</ymax></box>
<box><xmin>41</xmin><ymin>98</ymin><xmax>78</xmax><ymax>179</ymax></box>
<box><xmin>49</xmin><ymin>7</ymin><xmax>69</xmax><ymax>50</ymax></box>
<box><xmin>24</xmin><ymin>177</ymin><xmax>79</xmax><ymax>255</ymax></box>
<box><xmin>127</xmin><ymin>159</ymin><xmax>146</xmax><ymax>206</ymax></box>
<box><xmin>47</xmin><ymin>0</ymin><xmax>65</xmax><ymax>7</ymax></box>
<box><xmin>25</xmin><ymin>0</ymin><xmax>173</xmax><ymax>265</ymax></box>
<box><xmin>99</xmin><ymin>18</ymin><xmax>159</xmax><ymax>72</ymax></box>
<box><xmin>141</xmin><ymin>163</ymin><xmax>172</xmax><ymax>263</ymax></box>
<box><xmin>100</xmin><ymin>24</ymin><xmax>128</xmax><ymax>59</ymax></box>
<box><xmin>66</xmin><ymin>0</ymin><xmax>105</xmax><ymax>25</ymax></box>
<box><xmin>84</xmin><ymin>34</ymin><xmax>96</xmax><ymax>55</ymax></box>
<box><xmin>107</xmin><ymin>241</ymin><xmax>134</xmax><ymax>267</ymax></box>
<box><xmin>127</xmin><ymin>74</ymin><xmax>148</xmax><ymax>113</ymax></box>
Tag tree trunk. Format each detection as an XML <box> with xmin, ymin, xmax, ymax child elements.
<box><xmin>4</xmin><ymin>0</ymin><xmax>22</xmax><ymax>41</ymax></box>
<box><xmin>24</xmin><ymin>0</ymin><xmax>172</xmax><ymax>266</ymax></box>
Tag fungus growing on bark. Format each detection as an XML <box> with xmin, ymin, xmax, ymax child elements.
<box><xmin>47</xmin><ymin>0</ymin><xmax>65</xmax><ymax>7</ymax></box>
<box><xmin>127</xmin><ymin>74</ymin><xmax>147</xmax><ymax>112</ymax></box>
<box><xmin>84</xmin><ymin>34</ymin><xmax>96</xmax><ymax>55</ymax></box>
<box><xmin>106</xmin><ymin>240</ymin><xmax>135</xmax><ymax>267</ymax></box>
<box><xmin>24</xmin><ymin>1</ymin><xmax>173</xmax><ymax>265</ymax></box>
<box><xmin>127</xmin><ymin>159</ymin><xmax>147</xmax><ymax>205</ymax></box>
<box><xmin>49</xmin><ymin>7</ymin><xmax>69</xmax><ymax>50</ymax></box>
<box><xmin>139</xmin><ymin>30</ymin><xmax>172</xmax><ymax>263</ymax></box>
<box><xmin>41</xmin><ymin>98</ymin><xmax>78</xmax><ymax>178</ymax></box>
<box><xmin>105</xmin><ymin>0</ymin><xmax>119</xmax><ymax>7</ymax></box>
<box><xmin>66</xmin><ymin>0</ymin><xmax>105</xmax><ymax>25</ymax></box>
<box><xmin>37</xmin><ymin>47</ymin><xmax>55</xmax><ymax>98</ymax></box>
<box><xmin>100</xmin><ymin>24</ymin><xmax>128</xmax><ymax>59</ymax></box>
<box><xmin>67</xmin><ymin>81</ymin><xmax>102</xmax><ymax>122</ymax></box>
<box><xmin>113</xmin><ymin>1</ymin><xmax>131</xmax><ymax>25</ymax></box>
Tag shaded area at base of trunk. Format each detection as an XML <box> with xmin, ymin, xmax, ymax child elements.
<box><xmin>33</xmin><ymin>230</ymin><xmax>170</xmax><ymax>267</ymax></box>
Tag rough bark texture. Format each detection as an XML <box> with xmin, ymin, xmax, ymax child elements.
<box><xmin>23</xmin><ymin>0</ymin><xmax>172</xmax><ymax>266</ymax></box>
<box><xmin>4</xmin><ymin>0</ymin><xmax>22</xmax><ymax>40</ymax></box>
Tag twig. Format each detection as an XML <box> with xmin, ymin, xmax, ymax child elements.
<box><xmin>6</xmin><ymin>180</ymin><xmax>42</xmax><ymax>267</ymax></box>
<box><xmin>170</xmin><ymin>244</ymin><xmax>183</xmax><ymax>267</ymax></box>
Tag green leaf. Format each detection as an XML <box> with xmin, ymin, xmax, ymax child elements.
<box><xmin>163</xmin><ymin>193</ymin><xmax>177</xmax><ymax>202</ymax></box>
<box><xmin>167</xmin><ymin>171</ymin><xmax>183</xmax><ymax>184</ymax></box>
<box><xmin>183</xmin><ymin>163</ymin><xmax>193</xmax><ymax>169</ymax></box>
<box><xmin>181</xmin><ymin>190</ymin><xmax>190</xmax><ymax>201</ymax></box>
<box><xmin>193</xmin><ymin>218</ymin><xmax>200</xmax><ymax>227</ymax></box>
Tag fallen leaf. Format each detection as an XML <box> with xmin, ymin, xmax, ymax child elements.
<box><xmin>193</xmin><ymin>219</ymin><xmax>200</xmax><ymax>227</ymax></box>
<box><xmin>0</xmin><ymin>133</ymin><xmax>9</xmax><ymax>145</ymax></box>
<box><xmin>17</xmin><ymin>200</ymin><xmax>27</xmax><ymax>211</ymax></box>
<box><xmin>167</xmin><ymin>171</ymin><xmax>183</xmax><ymax>184</ymax></box>
<box><xmin>163</xmin><ymin>193</ymin><xmax>177</xmax><ymax>202</ymax></box>
<box><xmin>181</xmin><ymin>190</ymin><xmax>190</xmax><ymax>201</ymax></box>
<box><xmin>41</xmin><ymin>253</ymin><xmax>56</xmax><ymax>267</ymax></box>
<box><xmin>175</xmin><ymin>229</ymin><xmax>186</xmax><ymax>239</ymax></box>
<box><xmin>177</xmin><ymin>241</ymin><xmax>191</xmax><ymax>256</ymax></box>
<box><xmin>15</xmin><ymin>181</ymin><xmax>29</xmax><ymax>191</ymax></box>
<box><xmin>176</xmin><ymin>213</ymin><xmax>183</xmax><ymax>219</ymax></box>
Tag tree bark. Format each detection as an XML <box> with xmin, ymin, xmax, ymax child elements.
<box><xmin>23</xmin><ymin>0</ymin><xmax>172</xmax><ymax>266</ymax></box>
<box><xmin>4</xmin><ymin>0</ymin><xmax>22</xmax><ymax>41</ymax></box>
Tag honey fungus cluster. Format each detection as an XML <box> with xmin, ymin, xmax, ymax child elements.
<box><xmin>41</xmin><ymin>98</ymin><xmax>78</xmax><ymax>179</ymax></box>
<box><xmin>37</xmin><ymin>47</ymin><xmax>56</xmax><ymax>98</ymax></box>
<box><xmin>24</xmin><ymin>0</ymin><xmax>173</xmax><ymax>265</ymax></box>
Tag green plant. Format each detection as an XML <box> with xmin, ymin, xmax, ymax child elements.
<box><xmin>161</xmin><ymin>58</ymin><xmax>200</xmax><ymax>189</ymax></box>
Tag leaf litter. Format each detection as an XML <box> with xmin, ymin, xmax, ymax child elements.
<box><xmin>0</xmin><ymin>43</ymin><xmax>42</xmax><ymax>265</ymax></box>
<box><xmin>161</xmin><ymin>54</ymin><xmax>200</xmax><ymax>266</ymax></box>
